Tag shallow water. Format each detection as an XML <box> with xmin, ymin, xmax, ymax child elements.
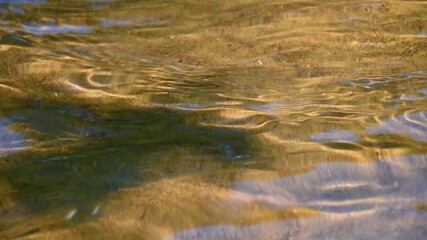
<box><xmin>0</xmin><ymin>0</ymin><xmax>426</xmax><ymax>239</ymax></box>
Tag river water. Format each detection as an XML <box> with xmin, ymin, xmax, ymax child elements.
<box><xmin>0</xmin><ymin>0</ymin><xmax>426</xmax><ymax>239</ymax></box>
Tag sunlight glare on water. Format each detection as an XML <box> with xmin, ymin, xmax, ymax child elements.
<box><xmin>0</xmin><ymin>0</ymin><xmax>426</xmax><ymax>239</ymax></box>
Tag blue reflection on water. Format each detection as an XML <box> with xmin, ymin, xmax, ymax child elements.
<box><xmin>385</xmin><ymin>95</ymin><xmax>422</xmax><ymax>101</ymax></box>
<box><xmin>367</xmin><ymin>112</ymin><xmax>427</xmax><ymax>142</ymax></box>
<box><xmin>9</xmin><ymin>5</ymin><xmax>24</xmax><ymax>14</ymax></box>
<box><xmin>91</xmin><ymin>5</ymin><xmax>109</xmax><ymax>10</ymax></box>
<box><xmin>0</xmin><ymin>0</ymin><xmax>46</xmax><ymax>5</ymax></box>
<box><xmin>248</xmin><ymin>103</ymin><xmax>294</xmax><ymax>111</ymax></box>
<box><xmin>170</xmin><ymin>154</ymin><xmax>427</xmax><ymax>240</ymax></box>
<box><xmin>310</xmin><ymin>129</ymin><xmax>361</xmax><ymax>142</ymax></box>
<box><xmin>100</xmin><ymin>18</ymin><xmax>133</xmax><ymax>28</ymax></box>
<box><xmin>0</xmin><ymin>118</ymin><xmax>28</xmax><ymax>157</ymax></box>
<box><xmin>22</xmin><ymin>23</ymin><xmax>93</xmax><ymax>35</ymax></box>
<box><xmin>87</xmin><ymin>0</ymin><xmax>116</xmax><ymax>2</ymax></box>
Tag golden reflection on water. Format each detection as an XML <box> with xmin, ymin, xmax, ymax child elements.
<box><xmin>0</xmin><ymin>0</ymin><xmax>427</xmax><ymax>239</ymax></box>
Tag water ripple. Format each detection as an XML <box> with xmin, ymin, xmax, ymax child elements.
<box><xmin>0</xmin><ymin>0</ymin><xmax>46</xmax><ymax>6</ymax></box>
<box><xmin>167</xmin><ymin>154</ymin><xmax>427</xmax><ymax>239</ymax></box>
<box><xmin>310</xmin><ymin>130</ymin><xmax>361</xmax><ymax>143</ymax></box>
<box><xmin>367</xmin><ymin>111</ymin><xmax>427</xmax><ymax>142</ymax></box>
<box><xmin>0</xmin><ymin>117</ymin><xmax>28</xmax><ymax>157</ymax></box>
<box><xmin>22</xmin><ymin>23</ymin><xmax>93</xmax><ymax>35</ymax></box>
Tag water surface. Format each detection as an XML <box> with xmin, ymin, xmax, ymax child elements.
<box><xmin>0</xmin><ymin>0</ymin><xmax>426</xmax><ymax>239</ymax></box>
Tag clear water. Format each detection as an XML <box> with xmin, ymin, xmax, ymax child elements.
<box><xmin>0</xmin><ymin>0</ymin><xmax>426</xmax><ymax>239</ymax></box>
